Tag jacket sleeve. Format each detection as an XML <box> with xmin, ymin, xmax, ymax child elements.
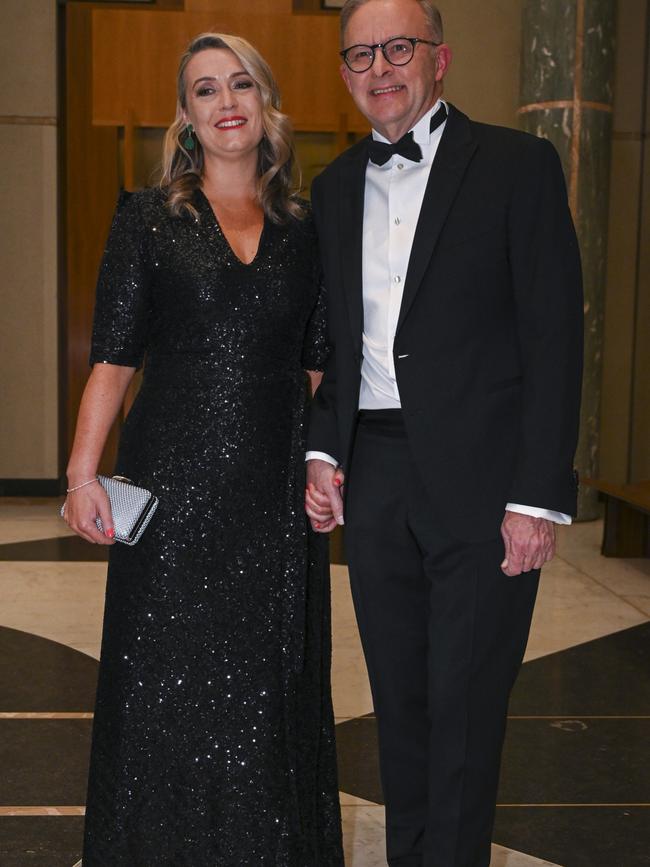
<box><xmin>506</xmin><ymin>136</ymin><xmax>583</xmax><ymax>515</ymax></box>
<box><xmin>306</xmin><ymin>175</ymin><xmax>342</xmax><ymax>463</ymax></box>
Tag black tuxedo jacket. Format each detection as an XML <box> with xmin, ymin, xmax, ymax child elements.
<box><xmin>308</xmin><ymin>104</ymin><xmax>583</xmax><ymax>542</ymax></box>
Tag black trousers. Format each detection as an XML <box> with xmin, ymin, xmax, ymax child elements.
<box><xmin>345</xmin><ymin>411</ymin><xmax>539</xmax><ymax>867</ymax></box>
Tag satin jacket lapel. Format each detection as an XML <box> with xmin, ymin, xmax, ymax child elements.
<box><xmin>396</xmin><ymin>106</ymin><xmax>478</xmax><ymax>334</ymax></box>
<box><xmin>338</xmin><ymin>140</ymin><xmax>369</xmax><ymax>353</ymax></box>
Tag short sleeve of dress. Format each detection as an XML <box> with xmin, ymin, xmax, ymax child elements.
<box><xmin>301</xmin><ymin>219</ymin><xmax>330</xmax><ymax>372</ymax></box>
<box><xmin>89</xmin><ymin>190</ymin><xmax>152</xmax><ymax>369</ymax></box>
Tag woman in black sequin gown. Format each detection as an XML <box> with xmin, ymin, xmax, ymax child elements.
<box><xmin>62</xmin><ymin>33</ymin><xmax>343</xmax><ymax>866</ymax></box>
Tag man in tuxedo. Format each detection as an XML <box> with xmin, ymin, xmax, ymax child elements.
<box><xmin>305</xmin><ymin>0</ymin><xmax>583</xmax><ymax>864</ymax></box>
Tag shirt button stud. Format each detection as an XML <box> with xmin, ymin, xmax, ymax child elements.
<box><xmin>394</xmin><ymin>217</ymin><xmax>401</xmax><ymax>225</ymax></box>
<box><xmin>394</xmin><ymin>275</ymin><xmax>401</xmax><ymax>284</ymax></box>
<box><xmin>397</xmin><ymin>163</ymin><xmax>404</xmax><ymax>170</ymax></box>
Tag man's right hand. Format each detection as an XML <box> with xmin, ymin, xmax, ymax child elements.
<box><xmin>305</xmin><ymin>460</ymin><xmax>345</xmax><ymax>533</ymax></box>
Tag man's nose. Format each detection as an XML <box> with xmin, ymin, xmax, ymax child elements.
<box><xmin>371</xmin><ymin>48</ymin><xmax>392</xmax><ymax>76</ymax></box>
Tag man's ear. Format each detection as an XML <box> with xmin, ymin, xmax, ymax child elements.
<box><xmin>434</xmin><ymin>44</ymin><xmax>453</xmax><ymax>82</ymax></box>
<box><xmin>339</xmin><ymin>63</ymin><xmax>353</xmax><ymax>94</ymax></box>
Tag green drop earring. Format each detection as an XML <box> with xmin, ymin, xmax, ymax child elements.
<box><xmin>183</xmin><ymin>123</ymin><xmax>195</xmax><ymax>151</ymax></box>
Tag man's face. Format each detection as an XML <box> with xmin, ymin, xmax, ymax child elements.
<box><xmin>340</xmin><ymin>0</ymin><xmax>451</xmax><ymax>142</ymax></box>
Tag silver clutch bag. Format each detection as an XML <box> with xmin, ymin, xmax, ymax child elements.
<box><xmin>60</xmin><ymin>475</ymin><xmax>159</xmax><ymax>545</ymax></box>
<box><xmin>95</xmin><ymin>475</ymin><xmax>159</xmax><ymax>545</ymax></box>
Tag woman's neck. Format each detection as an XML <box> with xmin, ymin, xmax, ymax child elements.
<box><xmin>201</xmin><ymin>151</ymin><xmax>258</xmax><ymax>204</ymax></box>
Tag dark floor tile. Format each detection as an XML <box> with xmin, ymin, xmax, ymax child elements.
<box><xmin>0</xmin><ymin>720</ymin><xmax>92</xmax><ymax>805</ymax></box>
<box><xmin>0</xmin><ymin>536</ymin><xmax>108</xmax><ymax>562</ymax></box>
<box><xmin>0</xmin><ymin>817</ymin><xmax>84</xmax><ymax>867</ymax></box>
<box><xmin>329</xmin><ymin>526</ymin><xmax>346</xmax><ymax>566</ymax></box>
<box><xmin>510</xmin><ymin>622</ymin><xmax>650</xmax><ymax>715</ymax></box>
<box><xmin>335</xmin><ymin>715</ymin><xmax>382</xmax><ymax>804</ymax></box>
<box><xmin>493</xmin><ymin>807</ymin><xmax>650</xmax><ymax>867</ymax></box>
<box><xmin>499</xmin><ymin>718</ymin><xmax>650</xmax><ymax>804</ymax></box>
<box><xmin>0</xmin><ymin>627</ymin><xmax>98</xmax><ymax>713</ymax></box>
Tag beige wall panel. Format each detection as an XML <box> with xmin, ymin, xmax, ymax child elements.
<box><xmin>0</xmin><ymin>0</ymin><xmax>57</xmax><ymax>118</ymax></box>
<box><xmin>433</xmin><ymin>0</ymin><xmax>522</xmax><ymax>127</ymax></box>
<box><xmin>0</xmin><ymin>125</ymin><xmax>58</xmax><ymax>478</ymax></box>
<box><xmin>600</xmin><ymin>0</ymin><xmax>648</xmax><ymax>482</ymax></box>
<box><xmin>609</xmin><ymin>0</ymin><xmax>647</xmax><ymax>132</ymax></box>
<box><xmin>630</xmin><ymin>130</ymin><xmax>650</xmax><ymax>480</ymax></box>
<box><xmin>600</xmin><ymin>140</ymin><xmax>642</xmax><ymax>480</ymax></box>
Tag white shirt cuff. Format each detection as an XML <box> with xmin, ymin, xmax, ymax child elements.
<box><xmin>506</xmin><ymin>503</ymin><xmax>572</xmax><ymax>525</ymax></box>
<box><xmin>305</xmin><ymin>451</ymin><xmax>339</xmax><ymax>467</ymax></box>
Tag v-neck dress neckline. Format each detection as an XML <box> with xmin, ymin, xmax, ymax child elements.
<box><xmin>195</xmin><ymin>187</ymin><xmax>267</xmax><ymax>268</ymax></box>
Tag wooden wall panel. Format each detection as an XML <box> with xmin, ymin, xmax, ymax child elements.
<box><xmin>91</xmin><ymin>9</ymin><xmax>369</xmax><ymax>133</ymax></box>
<box><xmin>186</xmin><ymin>0</ymin><xmax>291</xmax><ymax>10</ymax></box>
<box><xmin>65</xmin><ymin>3</ymin><xmax>121</xmax><ymax>469</ymax></box>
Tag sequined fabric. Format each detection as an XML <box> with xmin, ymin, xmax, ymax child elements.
<box><xmin>83</xmin><ymin>188</ymin><xmax>343</xmax><ymax>865</ymax></box>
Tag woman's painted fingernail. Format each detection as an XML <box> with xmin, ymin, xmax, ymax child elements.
<box><xmin>106</xmin><ymin>528</ymin><xmax>115</xmax><ymax>539</ymax></box>
<box><xmin>314</xmin><ymin>522</ymin><xmax>321</xmax><ymax>528</ymax></box>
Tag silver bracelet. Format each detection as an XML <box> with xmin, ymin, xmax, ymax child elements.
<box><xmin>66</xmin><ymin>477</ymin><xmax>99</xmax><ymax>493</ymax></box>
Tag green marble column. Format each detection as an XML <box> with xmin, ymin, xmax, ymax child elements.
<box><xmin>519</xmin><ymin>0</ymin><xmax>617</xmax><ymax>519</ymax></box>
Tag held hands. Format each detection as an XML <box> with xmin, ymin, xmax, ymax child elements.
<box><xmin>500</xmin><ymin>511</ymin><xmax>556</xmax><ymax>576</ymax></box>
<box><xmin>305</xmin><ymin>460</ymin><xmax>345</xmax><ymax>533</ymax></box>
<box><xmin>61</xmin><ymin>480</ymin><xmax>116</xmax><ymax>545</ymax></box>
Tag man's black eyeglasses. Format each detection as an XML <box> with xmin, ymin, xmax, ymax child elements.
<box><xmin>340</xmin><ymin>36</ymin><xmax>440</xmax><ymax>74</ymax></box>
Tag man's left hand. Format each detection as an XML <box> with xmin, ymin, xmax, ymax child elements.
<box><xmin>500</xmin><ymin>512</ymin><xmax>556</xmax><ymax>576</ymax></box>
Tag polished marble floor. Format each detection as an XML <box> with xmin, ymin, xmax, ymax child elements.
<box><xmin>1</xmin><ymin>498</ymin><xmax>649</xmax><ymax>866</ymax></box>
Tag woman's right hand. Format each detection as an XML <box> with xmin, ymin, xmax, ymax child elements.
<box><xmin>62</xmin><ymin>481</ymin><xmax>116</xmax><ymax>545</ymax></box>
<box><xmin>63</xmin><ymin>363</ymin><xmax>136</xmax><ymax>546</ymax></box>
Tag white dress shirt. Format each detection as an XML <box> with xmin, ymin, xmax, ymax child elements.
<box><xmin>308</xmin><ymin>101</ymin><xmax>571</xmax><ymax>525</ymax></box>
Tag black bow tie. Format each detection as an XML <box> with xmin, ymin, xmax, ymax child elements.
<box><xmin>368</xmin><ymin>130</ymin><xmax>421</xmax><ymax>166</ymax></box>
<box><xmin>367</xmin><ymin>102</ymin><xmax>448</xmax><ymax>167</ymax></box>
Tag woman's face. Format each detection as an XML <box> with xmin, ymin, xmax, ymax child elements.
<box><xmin>183</xmin><ymin>47</ymin><xmax>264</xmax><ymax>162</ymax></box>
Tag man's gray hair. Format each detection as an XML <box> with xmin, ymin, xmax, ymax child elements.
<box><xmin>339</xmin><ymin>0</ymin><xmax>444</xmax><ymax>47</ymax></box>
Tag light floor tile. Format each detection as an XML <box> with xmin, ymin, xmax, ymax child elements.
<box><xmin>0</xmin><ymin>498</ymin><xmax>63</xmax><ymax>519</ymax></box>
<box><xmin>0</xmin><ymin>561</ymin><xmax>106</xmax><ymax>659</ymax></box>
<box><xmin>490</xmin><ymin>845</ymin><xmax>563</xmax><ymax>867</ymax></box>
<box><xmin>0</xmin><ymin>497</ymin><xmax>71</xmax><ymax>544</ymax></box>
<box><xmin>524</xmin><ymin>555</ymin><xmax>647</xmax><ymax>661</ymax></box>
<box><xmin>340</xmin><ymin>806</ymin><xmax>562</xmax><ymax>866</ymax></box>
<box><xmin>556</xmin><ymin>520</ymin><xmax>650</xmax><ymax>598</ymax></box>
<box><xmin>331</xmin><ymin>564</ymin><xmax>373</xmax><ymax>718</ymax></box>
<box><xmin>622</xmin><ymin>594</ymin><xmax>650</xmax><ymax>617</ymax></box>
<box><xmin>339</xmin><ymin>792</ymin><xmax>379</xmax><ymax>807</ymax></box>
<box><xmin>0</xmin><ymin>517</ymin><xmax>74</xmax><ymax>545</ymax></box>
<box><xmin>331</xmin><ymin>648</ymin><xmax>374</xmax><ymax>718</ymax></box>
<box><xmin>0</xmin><ymin>806</ymin><xmax>85</xmax><ymax>816</ymax></box>
<box><xmin>331</xmin><ymin>564</ymin><xmax>365</xmax><ymax>645</ymax></box>
<box><xmin>341</xmin><ymin>805</ymin><xmax>386</xmax><ymax>865</ymax></box>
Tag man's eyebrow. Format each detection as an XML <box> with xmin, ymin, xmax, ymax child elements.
<box><xmin>348</xmin><ymin>34</ymin><xmax>409</xmax><ymax>44</ymax></box>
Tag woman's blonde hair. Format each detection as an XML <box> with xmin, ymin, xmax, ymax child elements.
<box><xmin>160</xmin><ymin>32</ymin><xmax>304</xmax><ymax>223</ymax></box>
